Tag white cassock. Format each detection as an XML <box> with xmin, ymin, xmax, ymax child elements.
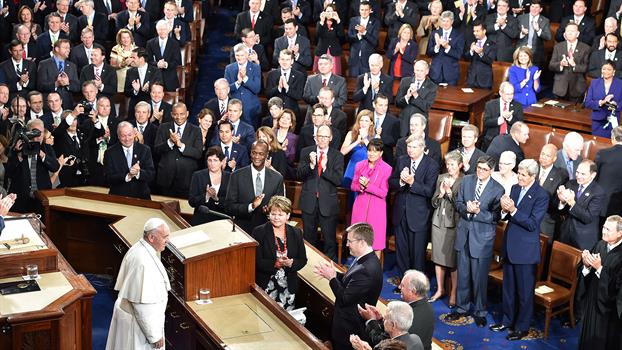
<box><xmin>106</xmin><ymin>239</ymin><xmax>171</xmax><ymax>350</ymax></box>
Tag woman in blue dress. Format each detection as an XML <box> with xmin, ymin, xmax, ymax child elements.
<box><xmin>584</xmin><ymin>61</ymin><xmax>622</xmax><ymax>138</ymax></box>
<box><xmin>341</xmin><ymin>110</ymin><xmax>375</xmax><ymax>189</ymax></box>
<box><xmin>508</xmin><ymin>46</ymin><xmax>541</xmax><ymax>107</ymax></box>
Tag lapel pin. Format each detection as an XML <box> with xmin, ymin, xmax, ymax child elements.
<box><xmin>585</xmin><ymin>193</ymin><xmax>590</xmax><ymax>197</ymax></box>
<box><xmin>528</xmin><ymin>195</ymin><xmax>532</xmax><ymax>199</ymax></box>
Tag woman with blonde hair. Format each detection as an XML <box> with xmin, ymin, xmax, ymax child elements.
<box><xmin>341</xmin><ymin>109</ymin><xmax>375</xmax><ymax>188</ymax></box>
<box><xmin>509</xmin><ymin>46</ymin><xmax>541</xmax><ymax>106</ymax></box>
<box><xmin>387</xmin><ymin>24</ymin><xmax>418</xmax><ymax>79</ymax></box>
<box><xmin>110</xmin><ymin>29</ymin><xmax>137</xmax><ymax>92</ymax></box>
<box><xmin>416</xmin><ymin>0</ymin><xmax>442</xmax><ymax>55</ymax></box>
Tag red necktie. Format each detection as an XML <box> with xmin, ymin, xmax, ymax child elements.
<box><xmin>327</xmin><ymin>19</ymin><xmax>332</xmax><ymax>30</ymax></box>
<box><xmin>567</xmin><ymin>45</ymin><xmax>573</xmax><ymax>59</ymax></box>
<box><xmin>500</xmin><ymin>102</ymin><xmax>508</xmax><ymax>134</ymax></box>
<box><xmin>322</xmin><ymin>78</ymin><xmax>327</xmax><ymax>87</ymax></box>
<box><xmin>22</xmin><ymin>50</ymin><xmax>26</xmax><ymax>59</ymax></box>
<box><xmin>251</xmin><ymin>14</ymin><xmax>256</xmax><ymax>29</ymax></box>
<box><xmin>317</xmin><ymin>151</ymin><xmax>324</xmax><ymax>176</ymax></box>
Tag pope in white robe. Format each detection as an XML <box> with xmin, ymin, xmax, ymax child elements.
<box><xmin>106</xmin><ymin>218</ymin><xmax>171</xmax><ymax>350</ymax></box>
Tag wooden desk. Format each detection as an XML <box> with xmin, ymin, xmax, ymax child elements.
<box><xmin>523</xmin><ymin>100</ymin><xmax>592</xmax><ymax>133</ymax></box>
<box><xmin>432</xmin><ymin>86</ymin><xmax>493</xmax><ymax>129</ymax></box>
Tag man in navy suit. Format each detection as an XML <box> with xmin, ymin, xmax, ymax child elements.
<box><xmin>389</xmin><ymin>135</ymin><xmax>440</xmax><ymax>274</ymax></box>
<box><xmin>77</xmin><ymin>0</ymin><xmax>109</xmax><ymax>44</ymax></box>
<box><xmin>215</xmin><ymin>120</ymin><xmax>249</xmax><ymax>172</ymax></box>
<box><xmin>347</xmin><ymin>1</ymin><xmax>380</xmax><ymax>77</ymax></box>
<box><xmin>490</xmin><ymin>159</ymin><xmax>549</xmax><ymax>340</ymax></box>
<box><xmin>224</xmin><ymin>43</ymin><xmax>262</xmax><ymax>128</ymax></box>
<box><xmin>162</xmin><ymin>1</ymin><xmax>191</xmax><ymax>46</ymax></box>
<box><xmin>427</xmin><ymin>10</ymin><xmax>465</xmax><ymax>85</ymax></box>
<box><xmin>210</xmin><ymin>99</ymin><xmax>256</xmax><ymax>151</ymax></box>
<box><xmin>447</xmin><ymin>155</ymin><xmax>504</xmax><ymax>327</ymax></box>
<box><xmin>146</xmin><ymin>20</ymin><xmax>182</xmax><ymax>92</ymax></box>
<box><xmin>0</xmin><ymin>41</ymin><xmax>37</xmax><ymax>97</ymax></box>
<box><xmin>554</xmin><ymin>131</ymin><xmax>584</xmax><ymax>180</ymax></box>
<box><xmin>464</xmin><ymin>21</ymin><xmax>496</xmax><ymax>89</ymax></box>
<box><xmin>265</xmin><ymin>49</ymin><xmax>305</xmax><ymax>119</ymax></box>
<box><xmin>273</xmin><ymin>18</ymin><xmax>312</xmax><ymax>73</ymax></box>
<box><xmin>371</xmin><ymin>94</ymin><xmax>400</xmax><ymax>166</ymax></box>
<box><xmin>36</xmin><ymin>39</ymin><xmax>80</xmax><ymax>110</ymax></box>
<box><xmin>36</xmin><ymin>12</ymin><xmax>69</xmax><ymax>62</ymax></box>
<box><xmin>80</xmin><ymin>46</ymin><xmax>117</xmax><ymax>102</ymax></box>
<box><xmin>103</xmin><ymin>121</ymin><xmax>155</xmax><ymax>199</ymax></box>
<box><xmin>482</xmin><ymin>83</ymin><xmax>525</xmax><ymax>149</ymax></box>
<box><xmin>203</xmin><ymin>78</ymin><xmax>229</xmax><ymax>123</ymax></box>
<box><xmin>352</xmin><ymin>54</ymin><xmax>394</xmax><ymax>112</ymax></box>
<box><xmin>115</xmin><ymin>0</ymin><xmax>151</xmax><ymax>47</ymax></box>
<box><xmin>554</xmin><ymin>0</ymin><xmax>595</xmax><ymax>45</ymax></box>
<box><xmin>234</xmin><ymin>0</ymin><xmax>273</xmax><ymax>47</ymax></box>
<box><xmin>486</xmin><ymin>121</ymin><xmax>529</xmax><ymax>169</ymax></box>
<box><xmin>124</xmin><ymin>47</ymin><xmax>163</xmax><ymax>118</ymax></box>
<box><xmin>395</xmin><ymin>60</ymin><xmax>438</xmax><ymax>137</ymax></box>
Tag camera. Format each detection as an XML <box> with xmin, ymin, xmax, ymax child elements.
<box><xmin>80</xmin><ymin>101</ymin><xmax>94</xmax><ymax>117</ymax></box>
<box><xmin>10</xmin><ymin>119</ymin><xmax>41</xmax><ymax>156</ymax></box>
<box><xmin>604</xmin><ymin>100</ymin><xmax>618</xmax><ymax>112</ymax></box>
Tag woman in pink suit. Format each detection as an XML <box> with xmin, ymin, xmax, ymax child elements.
<box><xmin>350</xmin><ymin>138</ymin><xmax>393</xmax><ymax>258</ymax></box>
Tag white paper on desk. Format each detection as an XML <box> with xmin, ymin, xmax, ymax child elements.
<box><xmin>544</xmin><ymin>100</ymin><xmax>558</xmax><ymax>106</ymax></box>
<box><xmin>169</xmin><ymin>230</ymin><xmax>210</xmax><ymax>249</ymax></box>
<box><xmin>461</xmin><ymin>88</ymin><xmax>474</xmax><ymax>93</ymax></box>
<box><xmin>535</xmin><ymin>285</ymin><xmax>554</xmax><ymax>294</ymax></box>
<box><xmin>531</xmin><ymin>103</ymin><xmax>545</xmax><ymax>108</ymax></box>
<box><xmin>0</xmin><ymin>219</ymin><xmax>45</xmax><ymax>249</ymax></box>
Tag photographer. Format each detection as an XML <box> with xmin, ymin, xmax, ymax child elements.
<box><xmin>4</xmin><ymin>95</ymin><xmax>28</xmax><ymax>141</ymax></box>
<box><xmin>6</xmin><ymin>119</ymin><xmax>60</xmax><ymax>213</ymax></box>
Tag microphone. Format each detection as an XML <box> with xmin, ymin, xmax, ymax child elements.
<box><xmin>197</xmin><ymin>206</ymin><xmax>236</xmax><ymax>232</ymax></box>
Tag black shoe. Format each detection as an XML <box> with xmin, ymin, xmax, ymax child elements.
<box><xmin>489</xmin><ymin>323</ymin><xmax>510</xmax><ymax>332</ymax></box>
<box><xmin>445</xmin><ymin>312</ymin><xmax>465</xmax><ymax>321</ymax></box>
<box><xmin>474</xmin><ymin>316</ymin><xmax>487</xmax><ymax>327</ymax></box>
<box><xmin>506</xmin><ymin>330</ymin><xmax>529</xmax><ymax>341</ymax></box>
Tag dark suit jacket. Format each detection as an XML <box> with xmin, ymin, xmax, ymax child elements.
<box><xmin>297</xmin><ymin>146</ymin><xmax>344</xmax><ymax>217</ymax></box>
<box><xmin>558</xmin><ymin>180</ymin><xmax>605</xmax><ymax>250</ymax></box>
<box><xmin>35</xmin><ymin>31</ymin><xmax>69</xmax><ymax>62</ymax></box>
<box><xmin>145</xmin><ymin>37</ymin><xmax>181</xmax><ymax>92</ymax></box>
<box><xmin>103</xmin><ymin>142</ymin><xmax>155</xmax><ymax>200</ymax></box>
<box><xmin>77</xmin><ymin>12</ymin><xmax>109</xmax><ymax>43</ymax></box>
<box><xmin>216</xmin><ymin>120</ymin><xmax>257</xmax><ymax>150</ymax></box>
<box><xmin>395</xmin><ymin>77</ymin><xmax>438</xmax><ymax>137</ymax></box>
<box><xmin>587</xmin><ymin>49</ymin><xmax>622</xmax><ymax>79</ymax></box>
<box><xmin>69</xmin><ymin>43</ymin><xmax>105</xmax><ymax>74</ymax></box>
<box><xmin>242</xmin><ymin>0</ymin><xmax>280</xmax><ymax>24</ymax></box>
<box><xmin>166</xmin><ymin>17</ymin><xmax>191</xmax><ymax>47</ymax></box>
<box><xmin>188</xmin><ymin>169</ymin><xmax>231</xmax><ymax>225</ymax></box>
<box><xmin>503</xmin><ymin>183</ymin><xmax>549</xmax><ymax>264</ymax></box>
<box><xmin>36</xmin><ymin>57</ymin><xmax>80</xmax><ymax>110</ymax></box>
<box><xmin>115</xmin><ymin>10</ymin><xmax>151</xmax><ymax>47</ymax></box>
<box><xmin>351</xmin><ymin>73</ymin><xmax>394</xmax><ymax>111</ymax></box>
<box><xmin>0</xmin><ymin>58</ymin><xmax>37</xmax><ymax>96</ymax></box>
<box><xmin>464</xmin><ymin>38</ymin><xmax>496</xmax><ymax>89</ymax></box>
<box><xmin>461</xmin><ymin>147</ymin><xmax>486</xmax><ymax>175</ymax></box>
<box><xmin>230</xmin><ymin>43</ymin><xmax>270</xmax><ymax>71</ymax></box>
<box><xmin>265</xmin><ymin>68</ymin><xmax>305</xmax><ymax>117</ymax></box>
<box><xmin>395</xmin><ymin>135</ymin><xmax>442</xmax><ymax>166</ymax></box>
<box><xmin>384</xmin><ymin>0</ymin><xmax>420</xmax><ymax>42</ymax></box>
<box><xmin>486</xmin><ymin>134</ymin><xmax>525</xmax><ymax>170</ymax></box>
<box><xmin>329</xmin><ymin>251</ymin><xmax>383</xmax><ymax>349</ymax></box>
<box><xmin>124</xmin><ymin>64</ymin><xmax>163</xmax><ymax>115</ymax></box>
<box><xmin>297</xmin><ymin>125</ymin><xmax>342</xmax><ymax>156</ymax></box>
<box><xmin>314</xmin><ymin>19</ymin><xmax>346</xmax><ymax>57</ymax></box>
<box><xmin>1</xmin><ymin>42</ymin><xmax>37</xmax><ymax>62</ymax></box>
<box><xmin>387</xmin><ymin>38</ymin><xmax>418</xmax><ymax>78</ymax></box>
<box><xmin>595</xmin><ymin>144</ymin><xmax>622</xmax><ymax>216</ymax></box>
<box><xmin>427</xmin><ymin>27</ymin><xmax>464</xmax><ymax>85</ymax></box>
<box><xmin>154</xmin><ymin>122</ymin><xmax>203</xmax><ymax>192</ymax></box>
<box><xmin>549</xmin><ymin>41</ymin><xmax>590</xmax><ymax>98</ymax></box>
<box><xmin>304</xmin><ymin>108</ymin><xmax>348</xmax><ymax>140</ymax></box>
<box><xmin>516</xmin><ymin>14</ymin><xmax>551</xmax><ymax>65</ymax></box>
<box><xmin>224</xmin><ymin>165</ymin><xmax>284</xmax><ymax>233</ymax></box>
<box><xmin>482</xmin><ymin>98</ymin><xmax>524</xmax><ymax>147</ymax></box>
<box><xmin>224</xmin><ymin>61</ymin><xmax>262</xmax><ymax>127</ymax></box>
<box><xmin>273</xmin><ymin>34</ymin><xmax>313</xmax><ymax>72</ymax></box>
<box><xmin>303</xmin><ymin>73</ymin><xmax>347</xmax><ymax>108</ymax></box>
<box><xmin>147</xmin><ymin>99</ymin><xmax>173</xmax><ymax>126</ymax></box>
<box><xmin>553</xmin><ymin>149</ymin><xmax>582</xmax><ymax>180</ymax></box>
<box><xmin>80</xmin><ymin>63</ymin><xmax>118</xmax><ymax>98</ymax></box>
<box><xmin>538</xmin><ymin>165</ymin><xmax>569</xmax><ymax>237</ymax></box>
<box><xmin>377</xmin><ymin>113</ymin><xmax>401</xmax><ymax>166</ymax></box>
<box><xmin>216</xmin><ymin>142</ymin><xmax>250</xmax><ymax>172</ymax></box>
<box><xmin>389</xmin><ymin>154</ymin><xmax>440</xmax><ymax>232</ymax></box>
<box><xmin>131</xmin><ymin>121</ymin><xmax>158</xmax><ymax>152</ymax></box>
<box><xmin>555</xmin><ymin>15</ymin><xmax>596</xmax><ymax>45</ymax></box>
<box><xmin>454</xmin><ymin>174</ymin><xmax>505</xmax><ymax>258</ymax></box>
<box><xmin>347</xmin><ymin>16</ymin><xmax>380</xmax><ymax>76</ymax></box>
<box><xmin>485</xmin><ymin>13</ymin><xmax>519</xmax><ymax>62</ymax></box>
<box><xmin>365</xmin><ymin>298</ymin><xmax>433</xmax><ymax>350</ymax></box>
<box><xmin>203</xmin><ymin>97</ymin><xmax>228</xmax><ymax>123</ymax></box>
<box><xmin>234</xmin><ymin>10</ymin><xmax>273</xmax><ymax>47</ymax></box>
<box><xmin>252</xmin><ymin>222</ymin><xmax>308</xmax><ymax>293</ymax></box>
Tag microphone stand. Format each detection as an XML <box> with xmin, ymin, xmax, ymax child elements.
<box><xmin>198</xmin><ymin>206</ymin><xmax>236</xmax><ymax>232</ymax></box>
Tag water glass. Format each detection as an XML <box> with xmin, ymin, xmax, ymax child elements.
<box><xmin>26</xmin><ymin>264</ymin><xmax>39</xmax><ymax>280</ymax></box>
<box><xmin>197</xmin><ymin>288</ymin><xmax>212</xmax><ymax>304</ymax></box>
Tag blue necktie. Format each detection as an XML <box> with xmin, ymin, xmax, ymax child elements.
<box><xmin>577</xmin><ymin>185</ymin><xmax>584</xmax><ymax>198</ymax></box>
<box><xmin>566</xmin><ymin>159</ymin><xmax>574</xmax><ymax>180</ymax></box>
<box><xmin>58</xmin><ymin>60</ymin><xmax>64</xmax><ymax>73</ymax></box>
<box><xmin>224</xmin><ymin>146</ymin><xmax>230</xmax><ymax>159</ymax></box>
<box><xmin>517</xmin><ymin>187</ymin><xmax>527</xmax><ymax>206</ymax></box>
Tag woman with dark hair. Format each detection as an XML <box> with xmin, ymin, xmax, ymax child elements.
<box><xmin>585</xmin><ymin>60</ymin><xmax>622</xmax><ymax>138</ymax></box>
<box><xmin>188</xmin><ymin>146</ymin><xmax>230</xmax><ymax>225</ymax></box>
<box><xmin>350</xmin><ymin>138</ymin><xmax>392</xmax><ymax>258</ymax></box>
<box><xmin>252</xmin><ymin>196</ymin><xmax>307</xmax><ymax>310</ymax></box>
<box><xmin>313</xmin><ymin>3</ymin><xmax>345</xmax><ymax>75</ymax></box>
<box><xmin>508</xmin><ymin>46</ymin><xmax>541</xmax><ymax>107</ymax></box>
<box><xmin>341</xmin><ymin>109</ymin><xmax>374</xmax><ymax>188</ymax></box>
<box><xmin>13</xmin><ymin>6</ymin><xmax>42</xmax><ymax>40</ymax></box>
<box><xmin>273</xmin><ymin>108</ymin><xmax>298</xmax><ymax>163</ymax></box>
<box><xmin>196</xmin><ymin>108</ymin><xmax>216</xmax><ymax>167</ymax></box>
<box><xmin>256</xmin><ymin>126</ymin><xmax>290</xmax><ymax>178</ymax></box>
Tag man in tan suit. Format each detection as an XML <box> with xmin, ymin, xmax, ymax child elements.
<box><xmin>549</xmin><ymin>22</ymin><xmax>590</xmax><ymax>101</ymax></box>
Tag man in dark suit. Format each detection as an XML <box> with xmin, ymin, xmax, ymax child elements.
<box><xmin>356</xmin><ymin>300</ymin><xmax>424</xmax><ymax>350</ymax></box>
<box><xmin>464</xmin><ymin>21</ymin><xmax>496</xmax><ymax>89</ymax></box>
<box><xmin>389</xmin><ymin>135</ymin><xmax>440</xmax><ymax>274</ymax></box>
<box><xmin>486</xmin><ymin>121</ymin><xmax>528</xmax><ymax>169</ymax></box>
<box><xmin>154</xmin><ymin>102</ymin><xmax>203</xmax><ymax>197</ymax></box>
<box><xmin>131</xmin><ymin>101</ymin><xmax>158</xmax><ymax>152</ymax></box>
<box><xmin>482</xmin><ymin>82</ymin><xmax>524</xmax><ymax>149</ymax></box>
<box><xmin>516</xmin><ymin>0</ymin><xmax>551</xmax><ymax>68</ymax></box>
<box><xmin>203</xmin><ymin>78</ymin><xmax>229</xmax><ymax>123</ymax></box>
<box><xmin>556</xmin><ymin>160</ymin><xmax>605</xmax><ymax>250</ymax></box>
<box><xmin>313</xmin><ymin>222</ymin><xmax>383</xmax><ymax>350</ymax></box>
<box><xmin>233</xmin><ymin>28</ymin><xmax>270</xmax><ymax>72</ymax></box>
<box><xmin>265</xmin><ymin>49</ymin><xmax>305</xmax><ymax>119</ymax></box>
<box><xmin>210</xmin><ymin>99</ymin><xmax>256</xmax><ymax>150</ymax></box>
<box><xmin>384</xmin><ymin>0</ymin><xmax>420</xmax><ymax>49</ymax></box>
<box><xmin>0</xmin><ymin>0</ymin><xmax>16</xmax><ymax>44</ymax></box>
<box><xmin>147</xmin><ymin>82</ymin><xmax>172</xmax><ymax>126</ymax></box>
<box><xmin>297</xmin><ymin>104</ymin><xmax>342</xmax><ymax>154</ymax></box>
<box><xmin>6</xmin><ymin>119</ymin><xmax>60</xmax><ymax>213</ymax></box>
<box><xmin>490</xmin><ymin>159</ymin><xmax>549</xmax><ymax>340</ymax></box>
<box><xmin>347</xmin><ymin>1</ymin><xmax>380</xmax><ymax>77</ymax></box>
<box><xmin>115</xmin><ymin>0</ymin><xmax>151</xmax><ymax>47</ymax></box>
<box><xmin>124</xmin><ymin>47</ymin><xmax>163</xmax><ymax>118</ymax></box>
<box><xmin>537</xmin><ymin>143</ymin><xmax>569</xmax><ymax>240</ymax></box>
<box><xmin>454</xmin><ymin>0</ymin><xmax>486</xmax><ymax>45</ymax></box>
<box><xmin>77</xmin><ymin>0</ymin><xmax>109</xmax><ymax>44</ymax></box>
<box><xmin>427</xmin><ymin>11</ymin><xmax>464</xmax><ymax>85</ymax></box>
<box><xmin>554</xmin><ymin>131</ymin><xmax>584</xmax><ymax>180</ymax></box>
<box><xmin>395</xmin><ymin>114</ymin><xmax>442</xmax><ymax>166</ymax></box>
<box><xmin>94</xmin><ymin>0</ymin><xmax>122</xmax><ymax>41</ymax></box>
<box><xmin>446</xmin><ymin>155</ymin><xmax>504</xmax><ymax>327</ymax></box>
<box><xmin>596</xmin><ymin>126</ymin><xmax>622</xmax><ymax>218</ymax></box>
<box><xmin>371</xmin><ymin>94</ymin><xmax>400</xmax><ymax>166</ymax></box>
<box><xmin>359</xmin><ymin>269</ymin><xmax>434</xmax><ymax>350</ymax></box>
<box><xmin>303</xmin><ymin>87</ymin><xmax>347</xmax><ymax>140</ymax></box>
<box><xmin>587</xmin><ymin>33</ymin><xmax>622</xmax><ymax>79</ymax></box>
<box><xmin>41</xmin><ymin>92</ymin><xmax>64</xmax><ymax>131</ymax></box>
<box><xmin>554</xmin><ymin>0</ymin><xmax>595</xmax><ymax>45</ymax></box>
<box><xmin>225</xmin><ymin>140</ymin><xmax>285</xmax><ymax>233</ymax></box>
<box><xmin>396</xmin><ymin>60</ymin><xmax>438</xmax><ymax>137</ymax></box>
<box><xmin>36</xmin><ymin>12</ymin><xmax>69</xmax><ymax>62</ymax></box>
<box><xmin>352</xmin><ymin>53</ymin><xmax>394</xmax><ymax>112</ymax></box>
<box><xmin>297</xmin><ymin>125</ymin><xmax>344</xmax><ymax>260</ymax></box>
<box><xmin>146</xmin><ymin>20</ymin><xmax>181</xmax><ymax>92</ymax></box>
<box><xmin>224</xmin><ymin>43</ymin><xmax>262</xmax><ymax>128</ymax></box>
<box><xmin>459</xmin><ymin>124</ymin><xmax>486</xmax><ymax>175</ymax></box>
<box><xmin>234</xmin><ymin>0</ymin><xmax>273</xmax><ymax>47</ymax></box>
<box><xmin>6</xmin><ymin>25</ymin><xmax>38</xmax><ymax>63</ymax></box>
<box><xmin>88</xmin><ymin>96</ymin><xmax>119</xmax><ymax>186</ymax></box>
<box><xmin>485</xmin><ymin>0</ymin><xmax>518</xmax><ymax>62</ymax></box>
<box><xmin>549</xmin><ymin>22</ymin><xmax>590</xmax><ymax>101</ymax></box>
<box><xmin>80</xmin><ymin>46</ymin><xmax>117</xmax><ymax>102</ymax></box>
<box><xmin>275</xmin><ymin>6</ymin><xmax>310</xmax><ymax>37</ymax></box>
<box><xmin>272</xmin><ymin>18</ymin><xmax>312</xmax><ymax>72</ymax></box>
<box><xmin>69</xmin><ymin>28</ymin><xmax>106</xmax><ymax>75</ymax></box>
<box><xmin>242</xmin><ymin>0</ymin><xmax>280</xmax><ymax>24</ymax></box>
<box><xmin>45</xmin><ymin>0</ymin><xmax>79</xmax><ymax>42</ymax></box>
<box><xmin>162</xmin><ymin>1</ymin><xmax>191</xmax><ymax>47</ymax></box>
<box><xmin>37</xmin><ymin>39</ymin><xmax>80</xmax><ymax>110</ymax></box>
<box><xmin>302</xmin><ymin>55</ymin><xmax>347</xmax><ymax>109</ymax></box>
<box><xmin>215</xmin><ymin>120</ymin><xmax>250</xmax><ymax>172</ymax></box>
<box><xmin>0</xmin><ymin>41</ymin><xmax>37</xmax><ymax>97</ymax></box>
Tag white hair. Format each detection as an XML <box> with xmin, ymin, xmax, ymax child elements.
<box><xmin>385</xmin><ymin>301</ymin><xmax>414</xmax><ymax>332</ymax></box>
<box><xmin>143</xmin><ymin>218</ymin><xmax>167</xmax><ymax>238</ymax></box>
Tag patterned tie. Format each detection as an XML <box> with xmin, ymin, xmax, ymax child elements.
<box><xmin>410</xmin><ymin>160</ymin><xmax>416</xmax><ymax>175</ymax></box>
<box><xmin>58</xmin><ymin>60</ymin><xmax>64</xmax><ymax>73</ymax></box>
<box><xmin>474</xmin><ymin>181</ymin><xmax>483</xmax><ymax>201</ymax></box>
<box><xmin>15</xmin><ymin>63</ymin><xmax>20</xmax><ymax>76</ymax></box>
<box><xmin>95</xmin><ymin>67</ymin><xmax>101</xmax><ymax>80</ymax></box>
<box><xmin>255</xmin><ymin>172</ymin><xmax>263</xmax><ymax>196</ymax></box>
<box><xmin>29</xmin><ymin>155</ymin><xmax>37</xmax><ymax>195</ymax></box>
<box><xmin>567</xmin><ymin>44</ymin><xmax>574</xmax><ymax>59</ymax></box>
<box><xmin>500</xmin><ymin>102</ymin><xmax>508</xmax><ymax>134</ymax></box>
<box><xmin>176</xmin><ymin>126</ymin><xmax>182</xmax><ymax>136</ymax></box>
<box><xmin>219</xmin><ymin>101</ymin><xmax>225</xmax><ymax>115</ymax></box>
<box><xmin>577</xmin><ymin>185</ymin><xmax>584</xmax><ymax>198</ymax></box>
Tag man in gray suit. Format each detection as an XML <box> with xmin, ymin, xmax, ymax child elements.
<box><xmin>447</xmin><ymin>155</ymin><xmax>505</xmax><ymax>328</ymax></box>
<box><xmin>302</xmin><ymin>55</ymin><xmax>347</xmax><ymax>109</ymax></box>
<box><xmin>554</xmin><ymin>132</ymin><xmax>584</xmax><ymax>181</ymax></box>
<box><xmin>549</xmin><ymin>22</ymin><xmax>590</xmax><ymax>102</ymax></box>
<box><xmin>538</xmin><ymin>144</ymin><xmax>569</xmax><ymax>241</ymax></box>
<box><xmin>516</xmin><ymin>0</ymin><xmax>551</xmax><ymax>68</ymax></box>
<box><xmin>353</xmin><ymin>300</ymin><xmax>424</xmax><ymax>350</ymax></box>
<box><xmin>273</xmin><ymin>18</ymin><xmax>312</xmax><ymax>73</ymax></box>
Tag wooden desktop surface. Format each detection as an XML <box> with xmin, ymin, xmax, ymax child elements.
<box><xmin>523</xmin><ymin>99</ymin><xmax>592</xmax><ymax>133</ymax></box>
<box><xmin>0</xmin><ymin>272</ymin><xmax>73</xmax><ymax>315</ymax></box>
<box><xmin>433</xmin><ymin>86</ymin><xmax>494</xmax><ymax>111</ymax></box>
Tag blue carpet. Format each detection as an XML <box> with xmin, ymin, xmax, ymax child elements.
<box><xmin>86</xmin><ymin>274</ymin><xmax>115</xmax><ymax>350</ymax></box>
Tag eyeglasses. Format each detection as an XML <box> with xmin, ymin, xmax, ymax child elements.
<box><xmin>312</xmin><ymin>113</ymin><xmax>325</xmax><ymax>117</ymax></box>
<box><xmin>499</xmin><ymin>162</ymin><xmax>513</xmax><ymax>166</ymax></box>
<box><xmin>316</xmin><ymin>135</ymin><xmax>330</xmax><ymax>139</ymax></box>
<box><xmin>346</xmin><ymin>238</ymin><xmax>362</xmax><ymax>244</ymax></box>
<box><xmin>476</xmin><ymin>166</ymin><xmax>491</xmax><ymax>172</ymax></box>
